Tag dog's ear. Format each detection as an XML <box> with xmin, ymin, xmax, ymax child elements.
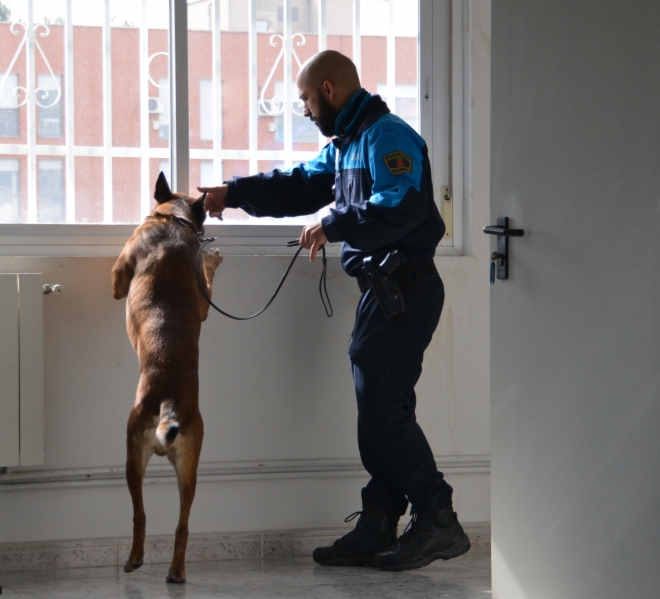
<box><xmin>192</xmin><ymin>192</ymin><xmax>207</xmax><ymax>225</ymax></box>
<box><xmin>154</xmin><ymin>172</ymin><xmax>172</xmax><ymax>204</ymax></box>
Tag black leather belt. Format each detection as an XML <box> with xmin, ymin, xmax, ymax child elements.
<box><xmin>357</xmin><ymin>257</ymin><xmax>437</xmax><ymax>295</ymax></box>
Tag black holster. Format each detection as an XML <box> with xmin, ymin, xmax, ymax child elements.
<box><xmin>359</xmin><ymin>251</ymin><xmax>408</xmax><ymax>318</ymax></box>
<box><xmin>357</xmin><ymin>251</ymin><xmax>437</xmax><ymax>318</ymax></box>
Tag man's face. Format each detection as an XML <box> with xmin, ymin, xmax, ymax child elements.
<box><xmin>298</xmin><ymin>83</ymin><xmax>338</xmax><ymax>138</ymax></box>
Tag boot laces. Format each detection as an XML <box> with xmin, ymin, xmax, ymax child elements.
<box><xmin>398</xmin><ymin>508</ymin><xmax>430</xmax><ymax>549</ymax></box>
<box><xmin>402</xmin><ymin>508</ymin><xmax>419</xmax><ymax>535</ymax></box>
<box><xmin>344</xmin><ymin>510</ymin><xmax>365</xmax><ymax>534</ymax></box>
<box><xmin>331</xmin><ymin>511</ymin><xmax>363</xmax><ymax>546</ymax></box>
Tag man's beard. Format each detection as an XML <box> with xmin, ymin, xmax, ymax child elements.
<box><xmin>312</xmin><ymin>93</ymin><xmax>339</xmax><ymax>138</ymax></box>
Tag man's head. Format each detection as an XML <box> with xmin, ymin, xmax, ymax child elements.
<box><xmin>296</xmin><ymin>50</ymin><xmax>361</xmax><ymax>137</ymax></box>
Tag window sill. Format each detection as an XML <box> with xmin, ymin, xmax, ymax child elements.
<box><xmin>0</xmin><ymin>223</ymin><xmax>462</xmax><ymax>258</ymax></box>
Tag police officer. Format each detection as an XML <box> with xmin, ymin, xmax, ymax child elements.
<box><xmin>200</xmin><ymin>50</ymin><xmax>470</xmax><ymax>571</ymax></box>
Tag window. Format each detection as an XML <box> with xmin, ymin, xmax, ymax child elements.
<box><xmin>188</xmin><ymin>0</ymin><xmax>430</xmax><ymax>230</ymax></box>
<box><xmin>38</xmin><ymin>159</ymin><xmax>64</xmax><ymax>223</ymax></box>
<box><xmin>199</xmin><ymin>79</ymin><xmax>213</xmax><ymax>142</ymax></box>
<box><xmin>0</xmin><ymin>0</ymin><xmax>466</xmax><ymax>257</ymax></box>
<box><xmin>200</xmin><ymin>160</ymin><xmax>213</xmax><ymax>187</ymax></box>
<box><xmin>376</xmin><ymin>83</ymin><xmax>418</xmax><ymax>132</ymax></box>
<box><xmin>159</xmin><ymin>160</ymin><xmax>171</xmax><ymax>186</ymax></box>
<box><xmin>273</xmin><ymin>81</ymin><xmax>317</xmax><ymax>144</ymax></box>
<box><xmin>0</xmin><ymin>157</ymin><xmax>19</xmax><ymax>221</ymax></box>
<box><xmin>37</xmin><ymin>74</ymin><xmax>62</xmax><ymax>139</ymax></box>
<box><xmin>277</xmin><ymin>6</ymin><xmax>299</xmax><ymax>22</ymax></box>
<box><xmin>158</xmin><ymin>77</ymin><xmax>170</xmax><ymax>142</ymax></box>
<box><xmin>0</xmin><ymin>73</ymin><xmax>19</xmax><ymax>137</ymax></box>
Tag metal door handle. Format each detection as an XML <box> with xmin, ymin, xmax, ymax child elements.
<box><xmin>483</xmin><ymin>225</ymin><xmax>524</xmax><ymax>237</ymax></box>
<box><xmin>483</xmin><ymin>217</ymin><xmax>525</xmax><ymax>283</ymax></box>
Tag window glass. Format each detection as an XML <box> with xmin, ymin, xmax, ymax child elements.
<box><xmin>0</xmin><ymin>0</ymin><xmax>170</xmax><ymax>223</ymax></box>
<box><xmin>37</xmin><ymin>74</ymin><xmax>63</xmax><ymax>138</ymax></box>
<box><xmin>0</xmin><ymin>157</ymin><xmax>20</xmax><ymax>221</ymax></box>
<box><xmin>199</xmin><ymin>78</ymin><xmax>213</xmax><ymax>142</ymax></box>
<box><xmin>186</xmin><ymin>0</ymin><xmax>418</xmax><ymax>226</ymax></box>
<box><xmin>38</xmin><ymin>159</ymin><xmax>64</xmax><ymax>222</ymax></box>
<box><xmin>159</xmin><ymin>160</ymin><xmax>171</xmax><ymax>186</ymax></box>
<box><xmin>157</xmin><ymin>77</ymin><xmax>170</xmax><ymax>141</ymax></box>
<box><xmin>0</xmin><ymin>73</ymin><xmax>20</xmax><ymax>137</ymax></box>
<box><xmin>0</xmin><ymin>0</ymin><xmax>419</xmax><ymax>225</ymax></box>
<box><xmin>273</xmin><ymin>81</ymin><xmax>316</xmax><ymax>144</ymax></box>
<box><xmin>199</xmin><ymin>160</ymin><xmax>213</xmax><ymax>187</ymax></box>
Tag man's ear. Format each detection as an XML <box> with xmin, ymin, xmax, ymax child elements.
<box><xmin>322</xmin><ymin>80</ymin><xmax>333</xmax><ymax>100</ymax></box>
<box><xmin>192</xmin><ymin>192</ymin><xmax>207</xmax><ymax>225</ymax></box>
<box><xmin>154</xmin><ymin>172</ymin><xmax>172</xmax><ymax>204</ymax></box>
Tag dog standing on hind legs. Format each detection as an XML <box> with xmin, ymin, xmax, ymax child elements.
<box><xmin>111</xmin><ymin>172</ymin><xmax>223</xmax><ymax>583</ymax></box>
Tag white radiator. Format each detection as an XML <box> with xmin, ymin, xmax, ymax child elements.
<box><xmin>0</xmin><ymin>274</ymin><xmax>44</xmax><ymax>467</ymax></box>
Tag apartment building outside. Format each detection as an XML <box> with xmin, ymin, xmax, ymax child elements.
<box><xmin>0</xmin><ymin>0</ymin><xmax>418</xmax><ymax>224</ymax></box>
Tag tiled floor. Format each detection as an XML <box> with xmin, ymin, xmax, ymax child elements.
<box><xmin>0</xmin><ymin>549</ymin><xmax>491</xmax><ymax>598</ymax></box>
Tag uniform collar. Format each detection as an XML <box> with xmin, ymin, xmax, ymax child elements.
<box><xmin>334</xmin><ymin>89</ymin><xmax>370</xmax><ymax>138</ymax></box>
<box><xmin>334</xmin><ymin>91</ymin><xmax>391</xmax><ymax>141</ymax></box>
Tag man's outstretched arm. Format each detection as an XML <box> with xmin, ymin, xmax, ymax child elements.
<box><xmin>200</xmin><ymin>142</ymin><xmax>337</xmax><ymax>220</ymax></box>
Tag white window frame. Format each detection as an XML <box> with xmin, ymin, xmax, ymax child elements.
<box><xmin>0</xmin><ymin>0</ymin><xmax>469</xmax><ymax>257</ymax></box>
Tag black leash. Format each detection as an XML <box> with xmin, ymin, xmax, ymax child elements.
<box><xmin>196</xmin><ymin>237</ymin><xmax>333</xmax><ymax>320</ymax></box>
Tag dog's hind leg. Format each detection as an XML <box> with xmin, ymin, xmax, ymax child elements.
<box><xmin>124</xmin><ymin>408</ymin><xmax>153</xmax><ymax>573</ymax></box>
<box><xmin>166</xmin><ymin>411</ymin><xmax>204</xmax><ymax>583</ymax></box>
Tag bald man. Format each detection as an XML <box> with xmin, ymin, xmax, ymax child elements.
<box><xmin>200</xmin><ymin>50</ymin><xmax>470</xmax><ymax>571</ymax></box>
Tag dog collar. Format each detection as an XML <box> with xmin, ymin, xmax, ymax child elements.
<box><xmin>145</xmin><ymin>214</ymin><xmax>206</xmax><ymax>239</ymax></box>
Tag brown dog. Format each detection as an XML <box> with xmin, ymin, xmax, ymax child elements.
<box><xmin>111</xmin><ymin>172</ymin><xmax>222</xmax><ymax>583</ymax></box>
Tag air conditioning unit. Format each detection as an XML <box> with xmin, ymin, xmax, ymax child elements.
<box><xmin>148</xmin><ymin>97</ymin><xmax>164</xmax><ymax>114</ymax></box>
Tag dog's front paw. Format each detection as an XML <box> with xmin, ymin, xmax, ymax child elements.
<box><xmin>203</xmin><ymin>247</ymin><xmax>223</xmax><ymax>269</ymax></box>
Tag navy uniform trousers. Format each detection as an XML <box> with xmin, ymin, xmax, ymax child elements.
<box><xmin>348</xmin><ymin>269</ymin><xmax>452</xmax><ymax>518</ymax></box>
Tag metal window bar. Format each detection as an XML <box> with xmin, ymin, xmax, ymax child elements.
<box><xmin>140</xmin><ymin>0</ymin><xmax>151</xmax><ymax>218</ymax></box>
<box><xmin>318</xmin><ymin>0</ymin><xmax>326</xmax><ymax>51</ymax></box>
<box><xmin>0</xmin><ymin>144</ymin><xmax>318</xmax><ymax>162</ymax></box>
<box><xmin>352</xmin><ymin>0</ymin><xmax>361</xmax><ymax>78</ymax></box>
<box><xmin>212</xmin><ymin>0</ymin><xmax>223</xmax><ymax>185</ymax></box>
<box><xmin>26</xmin><ymin>0</ymin><xmax>37</xmax><ymax>223</ymax></box>
<box><xmin>248</xmin><ymin>0</ymin><xmax>258</xmax><ymax>175</ymax></box>
<box><xmin>170</xmin><ymin>0</ymin><xmax>189</xmax><ymax>193</ymax></box>
<box><xmin>317</xmin><ymin>0</ymin><xmax>327</xmax><ymax>150</ymax></box>
<box><xmin>283</xmin><ymin>0</ymin><xmax>293</xmax><ymax>169</ymax></box>
<box><xmin>386</xmin><ymin>0</ymin><xmax>395</xmax><ymax>113</ymax></box>
<box><xmin>103</xmin><ymin>0</ymin><xmax>113</xmax><ymax>223</ymax></box>
<box><xmin>65</xmin><ymin>0</ymin><xmax>75</xmax><ymax>223</ymax></box>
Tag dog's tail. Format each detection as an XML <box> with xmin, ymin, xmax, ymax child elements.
<box><xmin>156</xmin><ymin>400</ymin><xmax>180</xmax><ymax>446</ymax></box>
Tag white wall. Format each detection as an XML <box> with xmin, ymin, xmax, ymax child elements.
<box><xmin>0</xmin><ymin>1</ymin><xmax>491</xmax><ymax>545</ymax></box>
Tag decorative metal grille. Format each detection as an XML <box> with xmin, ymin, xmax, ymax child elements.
<box><xmin>0</xmin><ymin>0</ymin><xmax>417</xmax><ymax>224</ymax></box>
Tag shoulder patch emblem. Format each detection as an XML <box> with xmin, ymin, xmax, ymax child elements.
<box><xmin>383</xmin><ymin>151</ymin><xmax>412</xmax><ymax>175</ymax></box>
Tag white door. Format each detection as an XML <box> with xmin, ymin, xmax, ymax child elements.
<box><xmin>490</xmin><ymin>1</ymin><xmax>660</xmax><ymax>598</ymax></box>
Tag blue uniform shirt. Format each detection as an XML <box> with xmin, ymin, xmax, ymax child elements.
<box><xmin>225</xmin><ymin>90</ymin><xmax>445</xmax><ymax>276</ymax></box>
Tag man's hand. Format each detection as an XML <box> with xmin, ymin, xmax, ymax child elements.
<box><xmin>300</xmin><ymin>222</ymin><xmax>328</xmax><ymax>263</ymax></box>
<box><xmin>197</xmin><ymin>185</ymin><xmax>228</xmax><ymax>220</ymax></box>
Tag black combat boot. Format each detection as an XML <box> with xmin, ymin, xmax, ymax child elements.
<box><xmin>375</xmin><ymin>507</ymin><xmax>471</xmax><ymax>571</ymax></box>
<box><xmin>312</xmin><ymin>488</ymin><xmax>399</xmax><ymax>567</ymax></box>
